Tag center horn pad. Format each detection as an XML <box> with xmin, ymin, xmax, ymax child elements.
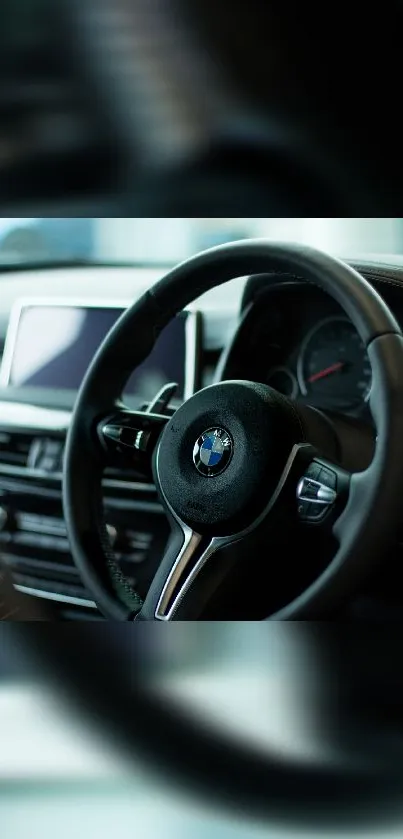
<box><xmin>155</xmin><ymin>381</ymin><xmax>305</xmax><ymax>537</ymax></box>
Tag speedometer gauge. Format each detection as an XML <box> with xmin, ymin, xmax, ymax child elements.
<box><xmin>297</xmin><ymin>316</ymin><xmax>372</xmax><ymax>411</ymax></box>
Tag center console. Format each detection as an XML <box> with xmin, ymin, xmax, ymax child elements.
<box><xmin>0</xmin><ymin>299</ymin><xmax>201</xmax><ymax>618</ymax></box>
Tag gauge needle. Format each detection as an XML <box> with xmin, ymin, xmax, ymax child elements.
<box><xmin>308</xmin><ymin>361</ymin><xmax>345</xmax><ymax>384</ymax></box>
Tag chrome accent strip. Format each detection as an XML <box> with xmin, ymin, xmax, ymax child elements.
<box><xmin>14</xmin><ymin>585</ymin><xmax>97</xmax><ymax>610</ymax></box>
<box><xmin>185</xmin><ymin>310</ymin><xmax>199</xmax><ymax>400</ymax></box>
<box><xmin>297</xmin><ymin>477</ymin><xmax>337</xmax><ymax>505</ymax></box>
<box><xmin>317</xmin><ymin>485</ymin><xmax>337</xmax><ymax>504</ymax></box>
<box><xmin>155</xmin><ymin>442</ymin><xmax>312</xmax><ymax>621</ymax></box>
<box><xmin>155</xmin><ymin>530</ymin><xmax>203</xmax><ymax>620</ymax></box>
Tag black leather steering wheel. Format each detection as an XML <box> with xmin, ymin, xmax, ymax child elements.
<box><xmin>63</xmin><ymin>241</ymin><xmax>403</xmax><ymax>620</ymax></box>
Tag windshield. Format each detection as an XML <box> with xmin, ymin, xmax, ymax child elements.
<box><xmin>1</xmin><ymin>218</ymin><xmax>403</xmax><ymax>267</ymax></box>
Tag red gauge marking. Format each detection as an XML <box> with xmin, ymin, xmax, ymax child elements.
<box><xmin>308</xmin><ymin>361</ymin><xmax>345</xmax><ymax>384</ymax></box>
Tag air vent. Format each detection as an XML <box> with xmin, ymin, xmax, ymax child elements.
<box><xmin>0</xmin><ymin>431</ymin><xmax>35</xmax><ymax>468</ymax></box>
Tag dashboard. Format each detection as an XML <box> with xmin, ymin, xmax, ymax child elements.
<box><xmin>1</xmin><ymin>258</ymin><xmax>403</xmax><ymax>619</ymax></box>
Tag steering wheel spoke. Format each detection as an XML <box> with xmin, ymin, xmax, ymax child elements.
<box><xmin>136</xmin><ymin>520</ymin><xmax>219</xmax><ymax>621</ymax></box>
<box><xmin>139</xmin><ymin>445</ymin><xmax>343</xmax><ymax>622</ymax></box>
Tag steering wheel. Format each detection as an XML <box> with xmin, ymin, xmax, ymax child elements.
<box><xmin>63</xmin><ymin>241</ymin><xmax>403</xmax><ymax>621</ymax></box>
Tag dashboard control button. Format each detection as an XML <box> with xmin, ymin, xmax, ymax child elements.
<box><xmin>303</xmin><ymin>479</ymin><xmax>319</xmax><ymax>499</ymax></box>
<box><xmin>317</xmin><ymin>484</ymin><xmax>337</xmax><ymax>504</ymax></box>
<box><xmin>297</xmin><ymin>468</ymin><xmax>337</xmax><ymax>522</ymax></box>
<box><xmin>297</xmin><ymin>477</ymin><xmax>319</xmax><ymax>501</ymax></box>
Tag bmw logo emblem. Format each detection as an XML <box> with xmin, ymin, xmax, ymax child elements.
<box><xmin>193</xmin><ymin>427</ymin><xmax>233</xmax><ymax>477</ymax></box>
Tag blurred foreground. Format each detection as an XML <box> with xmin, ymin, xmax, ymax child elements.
<box><xmin>1</xmin><ymin>1</ymin><xmax>403</xmax><ymax>215</ymax></box>
<box><xmin>1</xmin><ymin>625</ymin><xmax>403</xmax><ymax>838</ymax></box>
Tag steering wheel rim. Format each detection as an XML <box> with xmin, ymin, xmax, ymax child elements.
<box><xmin>63</xmin><ymin>241</ymin><xmax>403</xmax><ymax>621</ymax></box>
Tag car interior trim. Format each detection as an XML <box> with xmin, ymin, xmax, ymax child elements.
<box><xmin>14</xmin><ymin>584</ymin><xmax>97</xmax><ymax>610</ymax></box>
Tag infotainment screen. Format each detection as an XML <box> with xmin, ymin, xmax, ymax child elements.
<box><xmin>0</xmin><ymin>301</ymin><xmax>198</xmax><ymax>403</ymax></box>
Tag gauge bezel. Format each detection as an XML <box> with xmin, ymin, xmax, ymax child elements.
<box><xmin>266</xmin><ymin>366</ymin><xmax>299</xmax><ymax>399</ymax></box>
<box><xmin>297</xmin><ymin>315</ymin><xmax>372</xmax><ymax>408</ymax></box>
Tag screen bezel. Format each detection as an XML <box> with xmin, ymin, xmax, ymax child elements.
<box><xmin>0</xmin><ymin>297</ymin><xmax>199</xmax><ymax>401</ymax></box>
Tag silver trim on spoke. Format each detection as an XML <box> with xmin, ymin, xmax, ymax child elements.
<box><xmin>155</xmin><ymin>443</ymin><xmax>312</xmax><ymax>621</ymax></box>
<box><xmin>155</xmin><ymin>528</ymin><xmax>203</xmax><ymax>620</ymax></box>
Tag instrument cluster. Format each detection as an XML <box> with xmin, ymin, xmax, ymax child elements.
<box><xmin>220</xmin><ymin>286</ymin><xmax>376</xmax><ymax>418</ymax></box>
<box><xmin>266</xmin><ymin>314</ymin><xmax>372</xmax><ymax>413</ymax></box>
